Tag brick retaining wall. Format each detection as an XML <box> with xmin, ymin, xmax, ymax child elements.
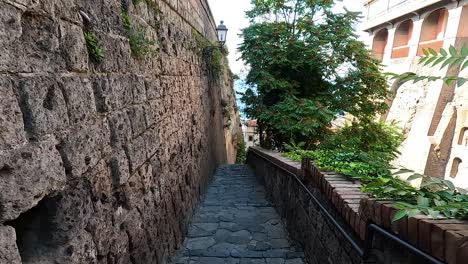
<box><xmin>247</xmin><ymin>147</ymin><xmax>468</xmax><ymax>264</ymax></box>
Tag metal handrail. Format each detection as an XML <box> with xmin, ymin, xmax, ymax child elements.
<box><xmin>248</xmin><ymin>149</ymin><xmax>444</xmax><ymax>264</ymax></box>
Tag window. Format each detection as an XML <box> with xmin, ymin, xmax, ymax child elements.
<box><xmin>248</xmin><ymin>136</ymin><xmax>254</xmax><ymax>142</ymax></box>
<box><xmin>458</xmin><ymin>127</ymin><xmax>468</xmax><ymax>146</ymax></box>
<box><xmin>450</xmin><ymin>158</ymin><xmax>462</xmax><ymax>178</ymax></box>
<box><xmin>417</xmin><ymin>8</ymin><xmax>448</xmax><ymax>55</ymax></box>
<box><xmin>372</xmin><ymin>28</ymin><xmax>389</xmax><ymax>61</ymax></box>
<box><xmin>392</xmin><ymin>20</ymin><xmax>413</xmax><ymax>58</ymax></box>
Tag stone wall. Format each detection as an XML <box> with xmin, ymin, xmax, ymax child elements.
<box><xmin>0</xmin><ymin>0</ymin><xmax>239</xmax><ymax>263</ymax></box>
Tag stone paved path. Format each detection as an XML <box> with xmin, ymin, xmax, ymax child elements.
<box><xmin>170</xmin><ymin>165</ymin><xmax>305</xmax><ymax>264</ymax></box>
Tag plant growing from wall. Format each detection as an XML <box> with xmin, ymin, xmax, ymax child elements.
<box><xmin>121</xmin><ymin>9</ymin><xmax>155</xmax><ymax>59</ymax></box>
<box><xmin>84</xmin><ymin>31</ymin><xmax>105</xmax><ymax>63</ymax></box>
<box><xmin>192</xmin><ymin>29</ymin><xmax>226</xmax><ymax>79</ymax></box>
<box><xmin>387</xmin><ymin>45</ymin><xmax>468</xmax><ymax>86</ymax></box>
<box><xmin>239</xmin><ymin>0</ymin><xmax>389</xmax><ymax>149</ymax></box>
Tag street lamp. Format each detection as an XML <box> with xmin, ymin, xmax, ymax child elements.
<box><xmin>216</xmin><ymin>20</ymin><xmax>228</xmax><ymax>45</ymax></box>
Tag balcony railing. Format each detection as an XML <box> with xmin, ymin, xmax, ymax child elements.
<box><xmin>364</xmin><ymin>0</ymin><xmax>444</xmax><ymax>30</ymax></box>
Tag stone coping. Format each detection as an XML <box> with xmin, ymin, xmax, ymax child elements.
<box><xmin>249</xmin><ymin>147</ymin><xmax>468</xmax><ymax>264</ymax></box>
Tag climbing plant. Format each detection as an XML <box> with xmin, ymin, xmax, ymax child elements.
<box><xmin>387</xmin><ymin>45</ymin><xmax>468</xmax><ymax>86</ymax></box>
<box><xmin>238</xmin><ymin>0</ymin><xmax>389</xmax><ymax>149</ymax></box>
<box><xmin>192</xmin><ymin>29</ymin><xmax>227</xmax><ymax>79</ymax></box>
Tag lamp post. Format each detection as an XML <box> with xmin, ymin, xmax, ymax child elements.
<box><xmin>216</xmin><ymin>20</ymin><xmax>228</xmax><ymax>45</ymax></box>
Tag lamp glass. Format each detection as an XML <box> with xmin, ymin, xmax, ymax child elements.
<box><xmin>216</xmin><ymin>21</ymin><xmax>228</xmax><ymax>44</ymax></box>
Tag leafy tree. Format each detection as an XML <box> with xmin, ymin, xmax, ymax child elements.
<box><xmin>239</xmin><ymin>0</ymin><xmax>389</xmax><ymax>149</ymax></box>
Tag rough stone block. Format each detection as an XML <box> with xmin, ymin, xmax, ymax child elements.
<box><xmin>59</xmin><ymin>21</ymin><xmax>88</xmax><ymax>72</ymax></box>
<box><xmin>92</xmin><ymin>76</ymin><xmax>133</xmax><ymax>112</ymax></box>
<box><xmin>0</xmin><ymin>136</ymin><xmax>66</xmax><ymax>222</ymax></box>
<box><xmin>131</xmin><ymin>75</ymin><xmax>147</xmax><ymax>104</ymax></box>
<box><xmin>126</xmin><ymin>135</ymin><xmax>148</xmax><ymax>175</ymax></box>
<box><xmin>92</xmin><ymin>33</ymin><xmax>132</xmax><ymax>73</ymax></box>
<box><xmin>145</xmin><ymin>78</ymin><xmax>163</xmax><ymax>100</ymax></box>
<box><xmin>60</xmin><ymin>76</ymin><xmax>96</xmax><ymax>125</ymax></box>
<box><xmin>0</xmin><ymin>77</ymin><xmax>27</xmax><ymax>150</ymax></box>
<box><xmin>18</xmin><ymin>12</ymin><xmax>66</xmax><ymax>73</ymax></box>
<box><xmin>58</xmin><ymin>117</ymin><xmax>111</xmax><ymax>178</ymax></box>
<box><xmin>77</xmin><ymin>0</ymin><xmax>123</xmax><ymax>33</ymax></box>
<box><xmin>0</xmin><ymin>225</ymin><xmax>21</xmax><ymax>264</ymax></box>
<box><xmin>109</xmin><ymin>149</ymin><xmax>131</xmax><ymax>187</ymax></box>
<box><xmin>16</xmin><ymin>76</ymin><xmax>69</xmax><ymax>138</ymax></box>
<box><xmin>0</xmin><ymin>1</ymin><xmax>23</xmax><ymax>72</ymax></box>
<box><xmin>127</xmin><ymin>104</ymin><xmax>147</xmax><ymax>137</ymax></box>
<box><xmin>108</xmin><ymin>110</ymin><xmax>133</xmax><ymax>147</ymax></box>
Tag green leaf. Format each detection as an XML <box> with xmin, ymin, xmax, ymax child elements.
<box><xmin>457</xmin><ymin>78</ymin><xmax>467</xmax><ymax>87</ymax></box>
<box><xmin>461</xmin><ymin>60</ymin><xmax>468</xmax><ymax>71</ymax></box>
<box><xmin>407</xmin><ymin>209</ymin><xmax>420</xmax><ymax>218</ymax></box>
<box><xmin>394</xmin><ymin>169</ymin><xmax>414</xmax><ymax>174</ymax></box>
<box><xmin>440</xmin><ymin>48</ymin><xmax>448</xmax><ymax>57</ymax></box>
<box><xmin>443</xmin><ymin>77</ymin><xmax>456</xmax><ymax>85</ymax></box>
<box><xmin>417</xmin><ymin>196</ymin><xmax>430</xmax><ymax>207</ymax></box>
<box><xmin>441</xmin><ymin>57</ymin><xmax>456</xmax><ymax>69</ymax></box>
<box><xmin>443</xmin><ymin>180</ymin><xmax>456</xmax><ymax>191</ymax></box>
<box><xmin>424</xmin><ymin>56</ymin><xmax>437</xmax><ymax>66</ymax></box>
<box><xmin>407</xmin><ymin>173</ymin><xmax>424</xmax><ymax>181</ymax></box>
<box><xmin>461</xmin><ymin>46</ymin><xmax>468</xmax><ymax>57</ymax></box>
<box><xmin>428</xmin><ymin>209</ymin><xmax>441</xmax><ymax>219</ymax></box>
<box><xmin>449</xmin><ymin>45</ymin><xmax>457</xmax><ymax>56</ymax></box>
<box><xmin>429</xmin><ymin>48</ymin><xmax>438</xmax><ymax>56</ymax></box>
<box><xmin>433</xmin><ymin>199</ymin><xmax>447</xmax><ymax>207</ymax></box>
<box><xmin>432</xmin><ymin>56</ymin><xmax>446</xmax><ymax>67</ymax></box>
<box><xmin>392</xmin><ymin>209</ymin><xmax>408</xmax><ymax>222</ymax></box>
<box><xmin>450</xmin><ymin>57</ymin><xmax>465</xmax><ymax>68</ymax></box>
<box><xmin>422</xmin><ymin>49</ymin><xmax>429</xmax><ymax>56</ymax></box>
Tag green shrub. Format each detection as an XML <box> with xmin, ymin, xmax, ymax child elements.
<box><xmin>84</xmin><ymin>32</ymin><xmax>104</xmax><ymax>63</ymax></box>
<box><xmin>282</xmin><ymin>121</ymin><xmax>468</xmax><ymax>221</ymax></box>
<box><xmin>236</xmin><ymin>137</ymin><xmax>247</xmax><ymax>164</ymax></box>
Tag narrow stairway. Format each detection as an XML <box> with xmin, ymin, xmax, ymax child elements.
<box><xmin>170</xmin><ymin>165</ymin><xmax>305</xmax><ymax>264</ymax></box>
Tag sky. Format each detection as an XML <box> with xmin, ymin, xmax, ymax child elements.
<box><xmin>207</xmin><ymin>0</ymin><xmax>368</xmax><ymax>75</ymax></box>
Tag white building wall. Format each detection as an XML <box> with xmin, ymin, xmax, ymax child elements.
<box><xmin>366</xmin><ymin>0</ymin><xmax>468</xmax><ymax>187</ymax></box>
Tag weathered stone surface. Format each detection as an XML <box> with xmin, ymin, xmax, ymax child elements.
<box><xmin>57</xmin><ymin>117</ymin><xmax>111</xmax><ymax>177</ymax></box>
<box><xmin>0</xmin><ymin>225</ymin><xmax>21</xmax><ymax>264</ymax></box>
<box><xmin>0</xmin><ymin>136</ymin><xmax>66</xmax><ymax>222</ymax></box>
<box><xmin>16</xmin><ymin>76</ymin><xmax>70</xmax><ymax>138</ymax></box>
<box><xmin>0</xmin><ymin>0</ymin><xmax>239</xmax><ymax>263</ymax></box>
<box><xmin>0</xmin><ymin>77</ymin><xmax>27</xmax><ymax>150</ymax></box>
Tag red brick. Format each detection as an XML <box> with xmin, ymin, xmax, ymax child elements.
<box><xmin>408</xmin><ymin>214</ymin><xmax>427</xmax><ymax>247</ymax></box>
<box><xmin>380</xmin><ymin>202</ymin><xmax>395</xmax><ymax>229</ymax></box>
<box><xmin>390</xmin><ymin>210</ymin><xmax>408</xmax><ymax>240</ymax></box>
<box><xmin>431</xmin><ymin>223</ymin><xmax>468</xmax><ymax>261</ymax></box>
<box><xmin>445</xmin><ymin>230</ymin><xmax>468</xmax><ymax>264</ymax></box>
<box><xmin>359</xmin><ymin>218</ymin><xmax>367</xmax><ymax>241</ymax></box>
<box><xmin>458</xmin><ymin>240</ymin><xmax>468</xmax><ymax>264</ymax></box>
